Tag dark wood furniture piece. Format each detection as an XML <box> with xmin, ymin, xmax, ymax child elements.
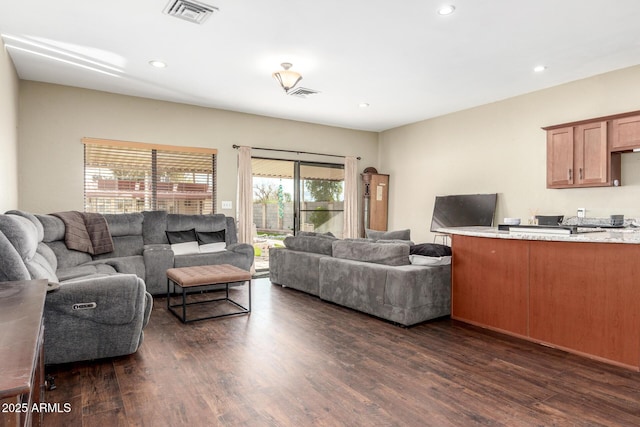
<box><xmin>0</xmin><ymin>279</ymin><xmax>47</xmax><ymax>427</ymax></box>
<box><xmin>167</xmin><ymin>264</ymin><xmax>252</xmax><ymax>323</ymax></box>
<box><xmin>451</xmin><ymin>234</ymin><xmax>640</xmax><ymax>370</ymax></box>
<box><xmin>361</xmin><ymin>171</ymin><xmax>389</xmax><ymax>234</ymax></box>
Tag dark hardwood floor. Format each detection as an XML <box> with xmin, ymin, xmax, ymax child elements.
<box><xmin>44</xmin><ymin>278</ymin><xmax>640</xmax><ymax>426</ymax></box>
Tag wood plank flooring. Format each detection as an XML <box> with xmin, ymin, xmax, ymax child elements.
<box><xmin>44</xmin><ymin>278</ymin><xmax>640</xmax><ymax>426</ymax></box>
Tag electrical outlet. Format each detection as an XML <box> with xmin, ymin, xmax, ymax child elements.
<box><xmin>221</xmin><ymin>200</ymin><xmax>233</xmax><ymax>210</ymax></box>
<box><xmin>577</xmin><ymin>208</ymin><xmax>586</xmax><ymax>218</ymax></box>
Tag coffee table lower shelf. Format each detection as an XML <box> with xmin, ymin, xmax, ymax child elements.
<box><xmin>166</xmin><ymin>264</ymin><xmax>252</xmax><ymax>323</ymax></box>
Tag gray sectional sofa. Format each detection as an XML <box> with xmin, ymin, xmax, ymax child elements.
<box><xmin>0</xmin><ymin>209</ymin><xmax>253</xmax><ymax>364</ymax></box>
<box><xmin>33</xmin><ymin>209</ymin><xmax>254</xmax><ymax>295</ymax></box>
<box><xmin>269</xmin><ymin>232</ymin><xmax>451</xmax><ymax>326</ymax></box>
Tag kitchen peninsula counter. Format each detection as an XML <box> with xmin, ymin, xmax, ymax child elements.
<box><xmin>437</xmin><ymin>225</ymin><xmax>640</xmax><ymax>244</ymax></box>
<box><xmin>438</xmin><ymin>226</ymin><xmax>640</xmax><ymax>370</ymax></box>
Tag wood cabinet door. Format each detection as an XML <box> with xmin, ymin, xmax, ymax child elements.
<box><xmin>368</xmin><ymin>174</ymin><xmax>389</xmax><ymax>231</ymax></box>
<box><xmin>451</xmin><ymin>235</ymin><xmax>529</xmax><ymax>337</ymax></box>
<box><xmin>529</xmin><ymin>241</ymin><xmax>640</xmax><ymax>369</ymax></box>
<box><xmin>546</xmin><ymin>127</ymin><xmax>574</xmax><ymax>187</ymax></box>
<box><xmin>574</xmin><ymin>121</ymin><xmax>608</xmax><ymax>185</ymax></box>
<box><xmin>611</xmin><ymin>115</ymin><xmax>640</xmax><ymax>151</ymax></box>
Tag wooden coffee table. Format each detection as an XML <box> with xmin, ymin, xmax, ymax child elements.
<box><xmin>166</xmin><ymin>264</ymin><xmax>252</xmax><ymax>323</ymax></box>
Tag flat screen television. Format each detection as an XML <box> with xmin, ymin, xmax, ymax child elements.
<box><xmin>430</xmin><ymin>193</ymin><xmax>498</xmax><ymax>231</ymax></box>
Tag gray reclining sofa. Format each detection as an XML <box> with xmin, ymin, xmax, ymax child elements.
<box><xmin>32</xmin><ymin>210</ymin><xmax>254</xmax><ymax>295</ymax></box>
<box><xmin>269</xmin><ymin>232</ymin><xmax>451</xmax><ymax>326</ymax></box>
<box><xmin>0</xmin><ymin>210</ymin><xmax>253</xmax><ymax>364</ymax></box>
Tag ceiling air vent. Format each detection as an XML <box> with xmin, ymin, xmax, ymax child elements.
<box><xmin>287</xmin><ymin>87</ymin><xmax>320</xmax><ymax>98</ymax></box>
<box><xmin>163</xmin><ymin>0</ymin><xmax>218</xmax><ymax>24</ymax></box>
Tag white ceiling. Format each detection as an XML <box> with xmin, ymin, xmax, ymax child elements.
<box><xmin>2</xmin><ymin>0</ymin><xmax>640</xmax><ymax>132</ymax></box>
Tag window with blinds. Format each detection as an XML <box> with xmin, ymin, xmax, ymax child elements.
<box><xmin>83</xmin><ymin>138</ymin><xmax>217</xmax><ymax>214</ymax></box>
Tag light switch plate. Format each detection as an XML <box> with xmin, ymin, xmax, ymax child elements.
<box><xmin>577</xmin><ymin>208</ymin><xmax>586</xmax><ymax>218</ymax></box>
<box><xmin>221</xmin><ymin>200</ymin><xmax>232</xmax><ymax>210</ymax></box>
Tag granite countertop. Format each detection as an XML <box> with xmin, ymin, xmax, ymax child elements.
<box><xmin>436</xmin><ymin>226</ymin><xmax>640</xmax><ymax>244</ymax></box>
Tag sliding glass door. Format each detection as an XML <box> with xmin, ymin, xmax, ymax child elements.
<box><xmin>251</xmin><ymin>158</ymin><xmax>344</xmax><ymax>271</ymax></box>
<box><xmin>298</xmin><ymin>162</ymin><xmax>345</xmax><ymax>237</ymax></box>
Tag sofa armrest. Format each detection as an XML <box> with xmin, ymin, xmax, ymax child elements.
<box><xmin>226</xmin><ymin>242</ymin><xmax>254</xmax><ymax>258</ymax></box>
<box><xmin>44</xmin><ymin>273</ymin><xmax>151</xmax><ymax>364</ymax></box>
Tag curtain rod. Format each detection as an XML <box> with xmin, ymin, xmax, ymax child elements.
<box><xmin>232</xmin><ymin>144</ymin><xmax>361</xmax><ymax>160</ymax></box>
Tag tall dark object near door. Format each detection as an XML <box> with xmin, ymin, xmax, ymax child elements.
<box><xmin>361</xmin><ymin>168</ymin><xmax>389</xmax><ymax>236</ymax></box>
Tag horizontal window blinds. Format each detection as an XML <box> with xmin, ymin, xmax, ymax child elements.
<box><xmin>83</xmin><ymin>138</ymin><xmax>217</xmax><ymax>215</ymax></box>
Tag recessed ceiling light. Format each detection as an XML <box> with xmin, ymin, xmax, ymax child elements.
<box><xmin>534</xmin><ymin>65</ymin><xmax>547</xmax><ymax>72</ymax></box>
<box><xmin>438</xmin><ymin>5</ymin><xmax>456</xmax><ymax>15</ymax></box>
<box><xmin>359</xmin><ymin>102</ymin><xmax>370</xmax><ymax>108</ymax></box>
<box><xmin>149</xmin><ymin>60</ymin><xmax>167</xmax><ymax>68</ymax></box>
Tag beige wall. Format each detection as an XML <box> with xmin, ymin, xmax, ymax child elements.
<box><xmin>16</xmin><ymin>65</ymin><xmax>640</xmax><ymax>241</ymax></box>
<box><xmin>18</xmin><ymin>82</ymin><xmax>378</xmax><ymax>214</ymax></box>
<box><xmin>380</xmin><ymin>65</ymin><xmax>640</xmax><ymax>243</ymax></box>
<box><xmin>0</xmin><ymin>39</ymin><xmax>19</xmax><ymax>212</ymax></box>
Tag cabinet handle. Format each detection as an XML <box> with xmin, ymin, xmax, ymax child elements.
<box><xmin>579</xmin><ymin>168</ymin><xmax>583</xmax><ymax>180</ymax></box>
<box><xmin>568</xmin><ymin>168</ymin><xmax>572</xmax><ymax>181</ymax></box>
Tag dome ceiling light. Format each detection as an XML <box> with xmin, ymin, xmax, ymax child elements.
<box><xmin>272</xmin><ymin>62</ymin><xmax>302</xmax><ymax>93</ymax></box>
<box><xmin>438</xmin><ymin>5</ymin><xmax>456</xmax><ymax>15</ymax></box>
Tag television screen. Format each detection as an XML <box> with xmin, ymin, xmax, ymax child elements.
<box><xmin>430</xmin><ymin>193</ymin><xmax>498</xmax><ymax>231</ymax></box>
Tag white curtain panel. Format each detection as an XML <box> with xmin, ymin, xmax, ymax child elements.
<box><xmin>237</xmin><ymin>146</ymin><xmax>253</xmax><ymax>246</ymax></box>
<box><xmin>343</xmin><ymin>156</ymin><xmax>359</xmax><ymax>239</ymax></box>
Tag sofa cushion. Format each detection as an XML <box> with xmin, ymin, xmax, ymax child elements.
<box><xmin>197</xmin><ymin>230</ymin><xmax>226</xmax><ymax>253</ymax></box>
<box><xmin>104</xmin><ymin>213</ymin><xmax>143</xmax><ymax>237</ymax></box>
<box><xmin>166</xmin><ymin>229</ymin><xmax>199</xmax><ymax>255</ymax></box>
<box><xmin>332</xmin><ymin>240</ymin><xmax>410</xmax><ymax>266</ymax></box>
<box><xmin>35</xmin><ymin>214</ymin><xmax>66</xmax><ymax>242</ymax></box>
<box><xmin>57</xmin><ymin>264</ymin><xmax>118</xmax><ymax>282</ymax></box>
<box><xmin>92</xmin><ymin>235</ymin><xmax>144</xmax><ymax>259</ymax></box>
<box><xmin>409</xmin><ymin>255</ymin><xmax>451</xmax><ymax>266</ymax></box>
<box><xmin>167</xmin><ymin>214</ymin><xmax>228</xmax><ymax>241</ymax></box>
<box><xmin>197</xmin><ymin>230</ymin><xmax>226</xmax><ymax>243</ymax></box>
<box><xmin>283</xmin><ymin>234</ymin><xmax>335</xmax><ymax>255</ymax></box>
<box><xmin>366</xmin><ymin>228</ymin><xmax>411</xmax><ymax>241</ymax></box>
<box><xmin>46</xmin><ymin>241</ymin><xmax>93</xmax><ymax>269</ymax></box>
<box><xmin>5</xmin><ymin>210</ymin><xmax>45</xmax><ymax>241</ymax></box>
<box><xmin>298</xmin><ymin>231</ymin><xmax>335</xmax><ymax>238</ymax></box>
<box><xmin>0</xmin><ymin>230</ymin><xmax>31</xmax><ymax>281</ymax></box>
<box><xmin>142</xmin><ymin>210</ymin><xmax>168</xmax><ymax>244</ymax></box>
<box><xmin>410</xmin><ymin>243</ymin><xmax>452</xmax><ymax>257</ymax></box>
<box><xmin>166</xmin><ymin>229</ymin><xmax>197</xmax><ymax>244</ymax></box>
<box><xmin>0</xmin><ymin>215</ymin><xmax>58</xmax><ymax>282</ymax></box>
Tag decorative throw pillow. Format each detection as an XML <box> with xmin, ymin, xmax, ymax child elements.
<box><xmin>197</xmin><ymin>230</ymin><xmax>227</xmax><ymax>253</ymax></box>
<box><xmin>365</xmin><ymin>228</ymin><xmax>411</xmax><ymax>241</ymax></box>
<box><xmin>165</xmin><ymin>229</ymin><xmax>199</xmax><ymax>255</ymax></box>
<box><xmin>409</xmin><ymin>254</ymin><xmax>452</xmax><ymax>266</ymax></box>
<box><xmin>409</xmin><ymin>243</ymin><xmax>452</xmax><ymax>257</ymax></box>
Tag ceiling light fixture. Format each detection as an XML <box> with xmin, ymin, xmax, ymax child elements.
<box><xmin>272</xmin><ymin>62</ymin><xmax>302</xmax><ymax>93</ymax></box>
<box><xmin>359</xmin><ymin>103</ymin><xmax>370</xmax><ymax>108</ymax></box>
<box><xmin>149</xmin><ymin>60</ymin><xmax>167</xmax><ymax>68</ymax></box>
<box><xmin>438</xmin><ymin>5</ymin><xmax>456</xmax><ymax>15</ymax></box>
<box><xmin>534</xmin><ymin>65</ymin><xmax>547</xmax><ymax>72</ymax></box>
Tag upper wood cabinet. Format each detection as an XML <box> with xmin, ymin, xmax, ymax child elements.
<box><xmin>611</xmin><ymin>114</ymin><xmax>640</xmax><ymax>151</ymax></box>
<box><xmin>546</xmin><ymin>126</ymin><xmax>575</xmax><ymax>187</ymax></box>
<box><xmin>542</xmin><ymin>111</ymin><xmax>640</xmax><ymax>189</ymax></box>
<box><xmin>575</xmin><ymin>121</ymin><xmax>609</xmax><ymax>186</ymax></box>
<box><xmin>546</xmin><ymin>121</ymin><xmax>619</xmax><ymax>188</ymax></box>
